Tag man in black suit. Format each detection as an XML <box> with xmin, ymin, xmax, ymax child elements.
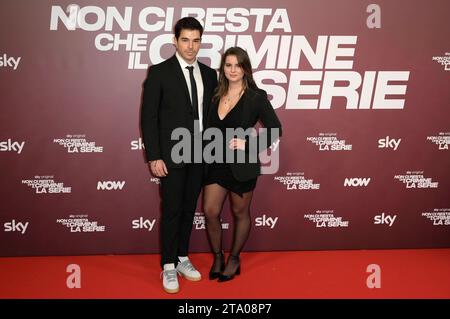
<box><xmin>141</xmin><ymin>17</ymin><xmax>218</xmax><ymax>294</ymax></box>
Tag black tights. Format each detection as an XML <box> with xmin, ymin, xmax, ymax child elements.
<box><xmin>203</xmin><ymin>183</ymin><xmax>253</xmax><ymax>275</ymax></box>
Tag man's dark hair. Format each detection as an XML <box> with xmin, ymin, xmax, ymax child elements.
<box><xmin>174</xmin><ymin>17</ymin><xmax>204</xmax><ymax>40</ymax></box>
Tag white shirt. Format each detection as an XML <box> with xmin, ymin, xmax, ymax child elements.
<box><xmin>175</xmin><ymin>52</ymin><xmax>205</xmax><ymax>132</ymax></box>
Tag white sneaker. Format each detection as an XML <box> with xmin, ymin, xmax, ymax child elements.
<box><xmin>176</xmin><ymin>259</ymin><xmax>202</xmax><ymax>281</ymax></box>
<box><xmin>161</xmin><ymin>269</ymin><xmax>179</xmax><ymax>293</ymax></box>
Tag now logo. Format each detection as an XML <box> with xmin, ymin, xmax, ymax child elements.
<box><xmin>97</xmin><ymin>181</ymin><xmax>125</xmax><ymax>190</ymax></box>
<box><xmin>344</xmin><ymin>178</ymin><xmax>371</xmax><ymax>187</ymax></box>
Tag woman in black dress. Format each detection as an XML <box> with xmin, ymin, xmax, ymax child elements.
<box><xmin>203</xmin><ymin>47</ymin><xmax>282</xmax><ymax>282</ymax></box>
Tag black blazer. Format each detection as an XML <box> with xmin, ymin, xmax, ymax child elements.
<box><xmin>141</xmin><ymin>55</ymin><xmax>218</xmax><ymax>167</ymax></box>
<box><xmin>206</xmin><ymin>88</ymin><xmax>282</xmax><ymax>182</ymax></box>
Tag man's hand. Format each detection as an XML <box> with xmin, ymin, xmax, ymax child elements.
<box><xmin>149</xmin><ymin>159</ymin><xmax>168</xmax><ymax>177</ymax></box>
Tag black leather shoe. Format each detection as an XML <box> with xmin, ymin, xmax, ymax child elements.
<box><xmin>209</xmin><ymin>251</ymin><xmax>225</xmax><ymax>280</ymax></box>
<box><xmin>218</xmin><ymin>255</ymin><xmax>240</xmax><ymax>282</ymax></box>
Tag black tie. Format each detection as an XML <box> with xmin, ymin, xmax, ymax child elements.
<box><xmin>186</xmin><ymin>66</ymin><xmax>199</xmax><ymax>121</ymax></box>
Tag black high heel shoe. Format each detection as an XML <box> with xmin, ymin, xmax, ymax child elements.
<box><xmin>209</xmin><ymin>251</ymin><xmax>225</xmax><ymax>280</ymax></box>
<box><xmin>218</xmin><ymin>254</ymin><xmax>240</xmax><ymax>282</ymax></box>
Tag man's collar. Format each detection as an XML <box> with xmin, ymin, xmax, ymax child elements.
<box><xmin>175</xmin><ymin>51</ymin><xmax>198</xmax><ymax>69</ymax></box>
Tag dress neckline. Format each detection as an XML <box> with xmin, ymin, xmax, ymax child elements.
<box><xmin>217</xmin><ymin>92</ymin><xmax>244</xmax><ymax>121</ymax></box>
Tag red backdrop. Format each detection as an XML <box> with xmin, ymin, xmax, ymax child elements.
<box><xmin>1</xmin><ymin>0</ymin><xmax>449</xmax><ymax>256</ymax></box>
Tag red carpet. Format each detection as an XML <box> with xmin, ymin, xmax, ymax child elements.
<box><xmin>1</xmin><ymin>249</ymin><xmax>449</xmax><ymax>299</ymax></box>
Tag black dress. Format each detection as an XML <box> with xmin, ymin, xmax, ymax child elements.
<box><xmin>204</xmin><ymin>95</ymin><xmax>257</xmax><ymax>197</ymax></box>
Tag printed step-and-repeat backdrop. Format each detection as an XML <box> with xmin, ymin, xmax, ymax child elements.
<box><xmin>1</xmin><ymin>0</ymin><xmax>449</xmax><ymax>256</ymax></box>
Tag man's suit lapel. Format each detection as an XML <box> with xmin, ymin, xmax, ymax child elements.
<box><xmin>199</xmin><ymin>62</ymin><xmax>211</xmax><ymax>128</ymax></box>
<box><xmin>169</xmin><ymin>55</ymin><xmax>192</xmax><ymax>110</ymax></box>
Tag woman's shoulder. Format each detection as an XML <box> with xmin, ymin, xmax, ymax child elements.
<box><xmin>246</xmin><ymin>87</ymin><xmax>268</xmax><ymax>102</ymax></box>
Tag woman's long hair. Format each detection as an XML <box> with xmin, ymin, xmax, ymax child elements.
<box><xmin>212</xmin><ymin>47</ymin><xmax>258</xmax><ymax>102</ymax></box>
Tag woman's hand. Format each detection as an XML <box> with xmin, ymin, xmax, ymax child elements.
<box><xmin>228</xmin><ymin>138</ymin><xmax>246</xmax><ymax>151</ymax></box>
